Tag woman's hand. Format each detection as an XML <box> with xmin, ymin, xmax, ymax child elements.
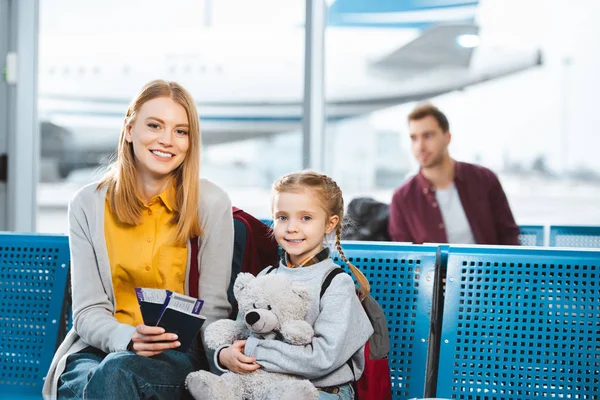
<box><xmin>129</xmin><ymin>324</ymin><xmax>180</xmax><ymax>357</ymax></box>
<box><xmin>218</xmin><ymin>340</ymin><xmax>260</xmax><ymax>374</ymax></box>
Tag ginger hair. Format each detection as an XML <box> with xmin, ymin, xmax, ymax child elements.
<box><xmin>98</xmin><ymin>80</ymin><xmax>202</xmax><ymax>245</ymax></box>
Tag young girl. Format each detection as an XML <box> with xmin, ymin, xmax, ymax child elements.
<box><xmin>218</xmin><ymin>170</ymin><xmax>374</xmax><ymax>400</ymax></box>
<box><xmin>43</xmin><ymin>80</ymin><xmax>234</xmax><ymax>400</ymax></box>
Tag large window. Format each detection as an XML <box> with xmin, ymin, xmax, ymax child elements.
<box><xmin>324</xmin><ymin>0</ymin><xmax>600</xmax><ymax>226</ymax></box>
<box><xmin>38</xmin><ymin>0</ymin><xmax>600</xmax><ymax>232</ymax></box>
<box><xmin>37</xmin><ymin>0</ymin><xmax>306</xmax><ymax>232</ymax></box>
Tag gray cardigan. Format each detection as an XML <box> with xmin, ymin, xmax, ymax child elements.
<box><xmin>43</xmin><ymin>179</ymin><xmax>234</xmax><ymax>400</ymax></box>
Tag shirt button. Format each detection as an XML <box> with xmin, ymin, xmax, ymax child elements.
<box><xmin>145</xmin><ymin>266</ymin><xmax>150</xmax><ymax>271</ymax></box>
<box><xmin>439</xmin><ymin>223</ymin><xmax>445</xmax><ymax>229</ymax></box>
<box><xmin>422</xmin><ymin>188</ymin><xmax>428</xmax><ymax>194</ymax></box>
<box><xmin>432</xmin><ymin>202</ymin><xmax>438</xmax><ymax>208</ymax></box>
<box><xmin>147</xmin><ymin>238</ymin><xmax>152</xmax><ymax>243</ymax></box>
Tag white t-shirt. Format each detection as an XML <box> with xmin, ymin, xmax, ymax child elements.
<box><xmin>435</xmin><ymin>184</ymin><xmax>476</xmax><ymax>244</ymax></box>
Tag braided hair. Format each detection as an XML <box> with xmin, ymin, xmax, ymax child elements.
<box><xmin>271</xmin><ymin>170</ymin><xmax>371</xmax><ymax>299</ymax></box>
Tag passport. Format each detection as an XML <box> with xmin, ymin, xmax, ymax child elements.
<box><xmin>135</xmin><ymin>288</ymin><xmax>205</xmax><ymax>352</ymax></box>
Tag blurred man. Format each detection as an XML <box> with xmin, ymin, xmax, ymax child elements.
<box><xmin>388</xmin><ymin>103</ymin><xmax>519</xmax><ymax>245</ymax></box>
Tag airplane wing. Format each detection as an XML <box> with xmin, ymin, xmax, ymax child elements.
<box><xmin>367</xmin><ymin>21</ymin><xmax>541</xmax><ymax>83</ymax></box>
<box><xmin>370</xmin><ymin>23</ymin><xmax>480</xmax><ymax>74</ymax></box>
<box><xmin>327</xmin><ymin>22</ymin><xmax>542</xmax><ymax>113</ymax></box>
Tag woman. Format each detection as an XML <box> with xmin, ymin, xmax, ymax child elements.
<box><xmin>43</xmin><ymin>80</ymin><xmax>233</xmax><ymax>400</ymax></box>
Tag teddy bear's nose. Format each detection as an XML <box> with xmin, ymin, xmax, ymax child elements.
<box><xmin>245</xmin><ymin>311</ymin><xmax>260</xmax><ymax>325</ymax></box>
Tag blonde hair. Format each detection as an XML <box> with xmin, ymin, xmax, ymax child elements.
<box><xmin>271</xmin><ymin>170</ymin><xmax>371</xmax><ymax>299</ymax></box>
<box><xmin>98</xmin><ymin>80</ymin><xmax>202</xmax><ymax>245</ymax></box>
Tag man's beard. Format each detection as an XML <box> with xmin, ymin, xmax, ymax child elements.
<box><xmin>421</xmin><ymin>152</ymin><xmax>445</xmax><ymax>169</ymax></box>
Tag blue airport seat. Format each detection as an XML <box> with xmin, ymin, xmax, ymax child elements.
<box><xmin>437</xmin><ymin>245</ymin><xmax>600</xmax><ymax>399</ymax></box>
<box><xmin>333</xmin><ymin>241</ymin><xmax>438</xmax><ymax>400</ymax></box>
<box><xmin>437</xmin><ymin>244</ymin><xmax>450</xmax><ymax>268</ymax></box>
<box><xmin>518</xmin><ymin>225</ymin><xmax>545</xmax><ymax>246</ymax></box>
<box><xmin>549</xmin><ymin>225</ymin><xmax>600</xmax><ymax>248</ymax></box>
<box><xmin>0</xmin><ymin>232</ymin><xmax>70</xmax><ymax>400</ymax></box>
<box><xmin>259</xmin><ymin>219</ymin><xmax>273</xmax><ymax>227</ymax></box>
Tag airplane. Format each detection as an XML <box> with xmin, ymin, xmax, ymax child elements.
<box><xmin>38</xmin><ymin>0</ymin><xmax>542</xmax><ymax>178</ymax></box>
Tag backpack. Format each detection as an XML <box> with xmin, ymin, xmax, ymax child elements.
<box><xmin>266</xmin><ymin>266</ymin><xmax>392</xmax><ymax>400</ymax></box>
<box><xmin>189</xmin><ymin>207</ymin><xmax>279</xmax><ymax>318</ymax></box>
<box><xmin>342</xmin><ymin>197</ymin><xmax>391</xmax><ymax>242</ymax></box>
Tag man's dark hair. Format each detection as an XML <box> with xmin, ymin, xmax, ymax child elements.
<box><xmin>408</xmin><ymin>103</ymin><xmax>450</xmax><ymax>132</ymax></box>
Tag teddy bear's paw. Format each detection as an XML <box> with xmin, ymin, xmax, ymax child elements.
<box><xmin>279</xmin><ymin>320</ymin><xmax>315</xmax><ymax>345</ymax></box>
<box><xmin>185</xmin><ymin>370</ymin><xmax>235</xmax><ymax>400</ymax></box>
<box><xmin>205</xmin><ymin>319</ymin><xmax>240</xmax><ymax>349</ymax></box>
<box><xmin>264</xmin><ymin>380</ymin><xmax>319</xmax><ymax>400</ymax></box>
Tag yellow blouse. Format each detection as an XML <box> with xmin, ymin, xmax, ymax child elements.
<box><xmin>104</xmin><ymin>188</ymin><xmax>188</xmax><ymax>326</ymax></box>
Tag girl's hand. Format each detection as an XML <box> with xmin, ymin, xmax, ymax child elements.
<box><xmin>218</xmin><ymin>340</ymin><xmax>260</xmax><ymax>374</ymax></box>
<box><xmin>129</xmin><ymin>324</ymin><xmax>180</xmax><ymax>357</ymax></box>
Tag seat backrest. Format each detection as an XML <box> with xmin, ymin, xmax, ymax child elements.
<box><xmin>437</xmin><ymin>245</ymin><xmax>600</xmax><ymax>399</ymax></box>
<box><xmin>518</xmin><ymin>225</ymin><xmax>545</xmax><ymax>246</ymax></box>
<box><xmin>332</xmin><ymin>241</ymin><xmax>438</xmax><ymax>400</ymax></box>
<box><xmin>259</xmin><ymin>219</ymin><xmax>273</xmax><ymax>227</ymax></box>
<box><xmin>549</xmin><ymin>225</ymin><xmax>600</xmax><ymax>248</ymax></box>
<box><xmin>0</xmin><ymin>233</ymin><xmax>70</xmax><ymax>398</ymax></box>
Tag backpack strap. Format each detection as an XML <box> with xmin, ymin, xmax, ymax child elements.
<box><xmin>265</xmin><ymin>265</ymin><xmax>278</xmax><ymax>275</ymax></box>
<box><xmin>189</xmin><ymin>236</ymin><xmax>200</xmax><ymax>298</ymax></box>
<box><xmin>347</xmin><ymin>359</ymin><xmax>356</xmax><ymax>382</ymax></box>
<box><xmin>319</xmin><ymin>267</ymin><xmax>345</xmax><ymax>299</ymax></box>
<box><xmin>320</xmin><ymin>267</ymin><xmax>357</xmax><ymax>383</ymax></box>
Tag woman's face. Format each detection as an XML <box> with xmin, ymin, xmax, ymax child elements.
<box><xmin>126</xmin><ymin>96</ymin><xmax>190</xmax><ymax>183</ymax></box>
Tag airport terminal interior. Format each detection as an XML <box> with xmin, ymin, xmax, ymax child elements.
<box><xmin>1</xmin><ymin>0</ymin><xmax>600</xmax><ymax>399</ymax></box>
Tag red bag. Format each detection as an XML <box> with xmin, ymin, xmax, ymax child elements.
<box><xmin>356</xmin><ymin>341</ymin><xmax>392</xmax><ymax>400</ymax></box>
<box><xmin>231</xmin><ymin>206</ymin><xmax>279</xmax><ymax>278</ymax></box>
<box><xmin>188</xmin><ymin>206</ymin><xmax>279</xmax><ymax>311</ymax></box>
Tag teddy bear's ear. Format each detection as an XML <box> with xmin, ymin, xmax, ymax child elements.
<box><xmin>233</xmin><ymin>272</ymin><xmax>255</xmax><ymax>299</ymax></box>
<box><xmin>290</xmin><ymin>282</ymin><xmax>311</xmax><ymax>304</ymax></box>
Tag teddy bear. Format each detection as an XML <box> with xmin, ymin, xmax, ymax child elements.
<box><xmin>185</xmin><ymin>272</ymin><xmax>319</xmax><ymax>400</ymax></box>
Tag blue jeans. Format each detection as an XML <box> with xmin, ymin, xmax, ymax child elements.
<box><xmin>57</xmin><ymin>346</ymin><xmax>207</xmax><ymax>400</ymax></box>
<box><xmin>318</xmin><ymin>383</ymin><xmax>355</xmax><ymax>399</ymax></box>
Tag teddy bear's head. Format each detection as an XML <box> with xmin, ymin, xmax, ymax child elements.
<box><xmin>233</xmin><ymin>272</ymin><xmax>311</xmax><ymax>335</ymax></box>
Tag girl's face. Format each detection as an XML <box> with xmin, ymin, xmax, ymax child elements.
<box><xmin>272</xmin><ymin>189</ymin><xmax>339</xmax><ymax>266</ymax></box>
<box><xmin>125</xmin><ymin>96</ymin><xmax>190</xmax><ymax>185</ymax></box>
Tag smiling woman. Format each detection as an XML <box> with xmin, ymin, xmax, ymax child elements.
<box><xmin>43</xmin><ymin>80</ymin><xmax>235</xmax><ymax>400</ymax></box>
<box><xmin>100</xmin><ymin>80</ymin><xmax>203</xmax><ymax>245</ymax></box>
<box><xmin>125</xmin><ymin>97</ymin><xmax>191</xmax><ymax>198</ymax></box>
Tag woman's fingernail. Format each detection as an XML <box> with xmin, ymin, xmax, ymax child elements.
<box><xmin>171</xmin><ymin>334</ymin><xmax>178</xmax><ymax>340</ymax></box>
<box><xmin>175</xmin><ymin>341</ymin><xmax>181</xmax><ymax>347</ymax></box>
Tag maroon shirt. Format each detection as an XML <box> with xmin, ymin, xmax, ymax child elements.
<box><xmin>388</xmin><ymin>161</ymin><xmax>519</xmax><ymax>245</ymax></box>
